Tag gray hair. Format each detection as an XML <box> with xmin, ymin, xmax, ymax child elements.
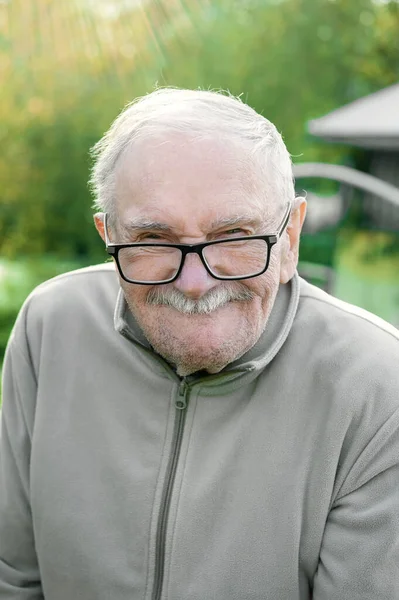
<box><xmin>89</xmin><ymin>88</ymin><xmax>295</xmax><ymax>222</ymax></box>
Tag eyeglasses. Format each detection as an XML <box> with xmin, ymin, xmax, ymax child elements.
<box><xmin>103</xmin><ymin>203</ymin><xmax>292</xmax><ymax>285</ymax></box>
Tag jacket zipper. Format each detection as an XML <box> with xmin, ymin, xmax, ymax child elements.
<box><xmin>152</xmin><ymin>379</ymin><xmax>189</xmax><ymax>600</ymax></box>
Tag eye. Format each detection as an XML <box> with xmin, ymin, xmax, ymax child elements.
<box><xmin>218</xmin><ymin>228</ymin><xmax>247</xmax><ymax>238</ymax></box>
<box><xmin>139</xmin><ymin>233</ymin><xmax>165</xmax><ymax>241</ymax></box>
<box><xmin>226</xmin><ymin>228</ymin><xmax>244</xmax><ymax>235</ymax></box>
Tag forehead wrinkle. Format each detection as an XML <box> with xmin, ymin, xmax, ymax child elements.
<box><xmin>209</xmin><ymin>198</ymin><xmax>277</xmax><ymax>231</ymax></box>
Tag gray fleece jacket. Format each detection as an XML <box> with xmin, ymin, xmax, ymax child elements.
<box><xmin>0</xmin><ymin>264</ymin><xmax>398</xmax><ymax>600</ymax></box>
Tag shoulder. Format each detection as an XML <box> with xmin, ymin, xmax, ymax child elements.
<box><xmin>297</xmin><ymin>277</ymin><xmax>398</xmax><ymax>346</ymax></box>
<box><xmin>294</xmin><ymin>277</ymin><xmax>399</xmax><ymax>409</ymax></box>
<box><xmin>9</xmin><ymin>263</ymin><xmax>120</xmax><ymax>349</ymax></box>
<box><xmin>25</xmin><ymin>262</ymin><xmax>118</xmax><ymax>302</ymax></box>
<box><xmin>293</xmin><ymin>279</ymin><xmax>399</xmax><ymax>490</ymax></box>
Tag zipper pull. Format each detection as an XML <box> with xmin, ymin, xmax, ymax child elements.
<box><xmin>176</xmin><ymin>379</ymin><xmax>188</xmax><ymax>410</ymax></box>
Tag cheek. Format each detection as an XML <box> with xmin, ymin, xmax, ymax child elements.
<box><xmin>248</xmin><ymin>257</ymin><xmax>280</xmax><ymax>301</ymax></box>
<box><xmin>120</xmin><ymin>281</ymin><xmax>149</xmax><ymax>312</ymax></box>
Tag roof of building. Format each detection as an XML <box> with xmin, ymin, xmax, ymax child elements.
<box><xmin>308</xmin><ymin>83</ymin><xmax>399</xmax><ymax>149</ymax></box>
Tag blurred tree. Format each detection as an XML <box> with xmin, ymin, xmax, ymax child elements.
<box><xmin>357</xmin><ymin>0</ymin><xmax>399</xmax><ymax>87</ymax></box>
<box><xmin>161</xmin><ymin>0</ymin><xmax>396</xmax><ymax>158</ymax></box>
<box><xmin>0</xmin><ymin>0</ymin><xmax>161</xmax><ymax>257</ymax></box>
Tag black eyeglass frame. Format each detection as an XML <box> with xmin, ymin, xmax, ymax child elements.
<box><xmin>103</xmin><ymin>202</ymin><xmax>292</xmax><ymax>285</ymax></box>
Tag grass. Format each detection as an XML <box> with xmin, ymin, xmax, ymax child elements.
<box><xmin>337</xmin><ymin>231</ymin><xmax>399</xmax><ymax>282</ymax></box>
<box><xmin>333</xmin><ymin>231</ymin><xmax>399</xmax><ymax>327</ymax></box>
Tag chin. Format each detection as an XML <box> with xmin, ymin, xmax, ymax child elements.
<box><xmin>152</xmin><ymin>326</ymin><xmax>255</xmax><ymax>377</ymax></box>
<box><xmin>128</xmin><ymin>298</ymin><xmax>263</xmax><ymax>374</ymax></box>
<box><xmin>175</xmin><ymin>362</ymin><xmax>223</xmax><ymax>377</ymax></box>
<box><xmin>172</xmin><ymin>351</ymin><xmax>232</xmax><ymax>377</ymax></box>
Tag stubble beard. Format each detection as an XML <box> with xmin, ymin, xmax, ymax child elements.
<box><xmin>124</xmin><ymin>284</ymin><xmax>265</xmax><ymax>376</ymax></box>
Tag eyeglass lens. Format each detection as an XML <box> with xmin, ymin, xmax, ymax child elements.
<box><xmin>118</xmin><ymin>239</ymin><xmax>269</xmax><ymax>283</ymax></box>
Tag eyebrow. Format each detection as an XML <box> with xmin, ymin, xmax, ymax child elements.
<box><xmin>121</xmin><ymin>219</ymin><xmax>173</xmax><ymax>234</ymax></box>
<box><xmin>121</xmin><ymin>215</ymin><xmax>264</xmax><ymax>235</ymax></box>
<box><xmin>209</xmin><ymin>215</ymin><xmax>264</xmax><ymax>230</ymax></box>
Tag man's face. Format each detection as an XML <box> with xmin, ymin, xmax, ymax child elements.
<box><xmin>96</xmin><ymin>135</ymin><xmax>300</xmax><ymax>376</ymax></box>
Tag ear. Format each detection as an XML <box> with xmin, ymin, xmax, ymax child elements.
<box><xmin>94</xmin><ymin>213</ymin><xmax>106</xmax><ymax>243</ymax></box>
<box><xmin>279</xmin><ymin>197</ymin><xmax>307</xmax><ymax>284</ymax></box>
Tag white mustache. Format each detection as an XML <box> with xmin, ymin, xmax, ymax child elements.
<box><xmin>146</xmin><ymin>284</ymin><xmax>255</xmax><ymax>315</ymax></box>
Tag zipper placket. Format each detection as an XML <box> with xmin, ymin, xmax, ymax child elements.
<box><xmin>152</xmin><ymin>379</ymin><xmax>190</xmax><ymax>600</ymax></box>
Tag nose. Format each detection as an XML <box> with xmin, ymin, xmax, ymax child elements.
<box><xmin>173</xmin><ymin>252</ymin><xmax>218</xmax><ymax>299</ymax></box>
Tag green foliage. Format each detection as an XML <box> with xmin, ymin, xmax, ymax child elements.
<box><xmin>160</xmin><ymin>0</ymin><xmax>397</xmax><ymax>157</ymax></box>
<box><xmin>299</xmin><ymin>230</ymin><xmax>339</xmax><ymax>268</ymax></box>
<box><xmin>0</xmin><ymin>305</ymin><xmax>18</xmax><ymax>366</ymax></box>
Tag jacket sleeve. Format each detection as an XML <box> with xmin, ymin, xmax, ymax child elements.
<box><xmin>0</xmin><ymin>331</ymin><xmax>44</xmax><ymax>598</ymax></box>
<box><xmin>313</xmin><ymin>407</ymin><xmax>399</xmax><ymax>600</ymax></box>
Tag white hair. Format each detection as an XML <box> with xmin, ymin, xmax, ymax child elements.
<box><xmin>89</xmin><ymin>88</ymin><xmax>295</xmax><ymax>222</ymax></box>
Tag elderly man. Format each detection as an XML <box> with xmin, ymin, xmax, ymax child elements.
<box><xmin>0</xmin><ymin>88</ymin><xmax>398</xmax><ymax>600</ymax></box>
